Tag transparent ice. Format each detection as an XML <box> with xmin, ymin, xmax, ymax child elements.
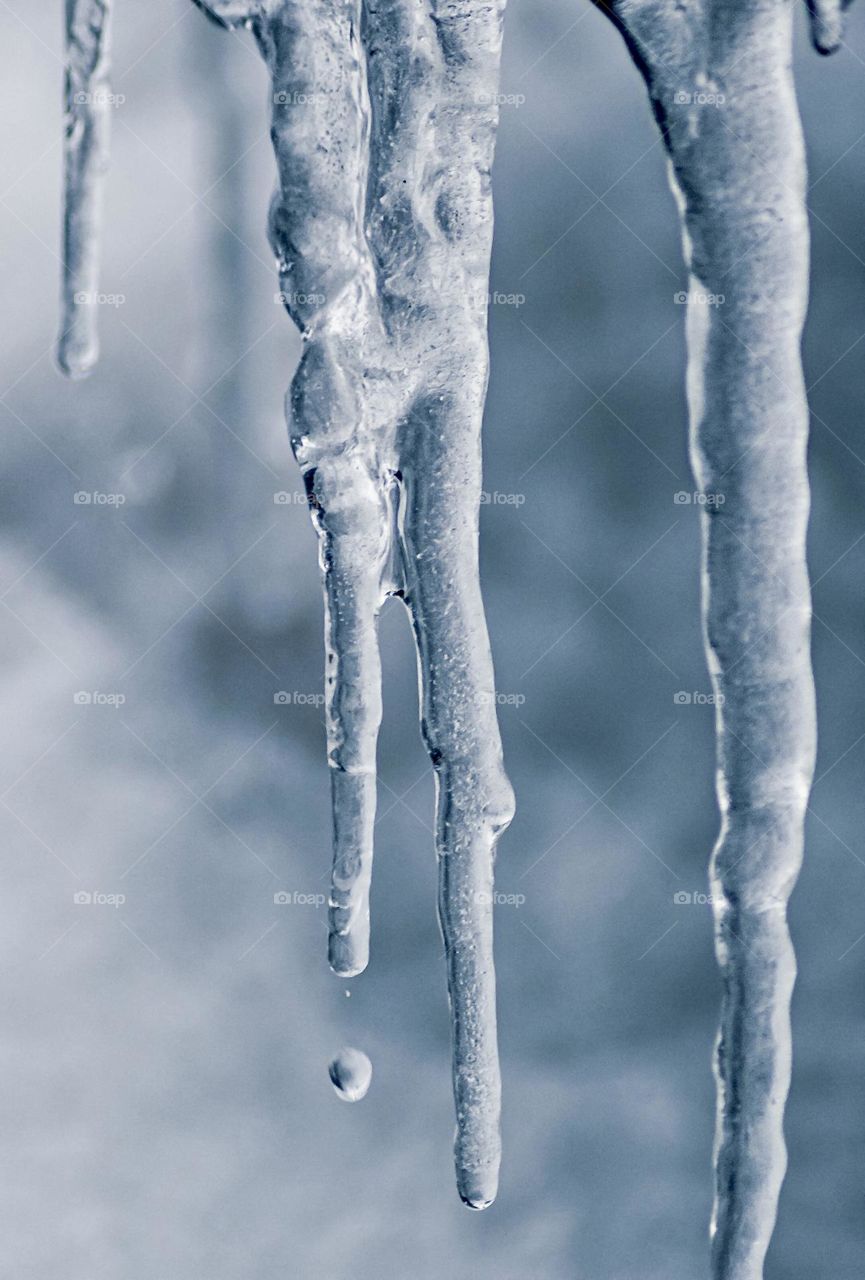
<box><xmin>193</xmin><ymin>0</ymin><xmax>514</xmax><ymax>1211</ymax></box>
<box><xmin>58</xmin><ymin>0</ymin><xmax>112</xmax><ymax>379</ymax></box>
<box><xmin>328</xmin><ymin>1046</ymin><xmax>373</xmax><ymax>1103</ymax></box>
<box><xmin>57</xmin><ymin>0</ymin><xmax>857</xmax><ymax>1258</ymax></box>
<box><xmin>597</xmin><ymin>0</ymin><xmax>849</xmax><ymax>1273</ymax></box>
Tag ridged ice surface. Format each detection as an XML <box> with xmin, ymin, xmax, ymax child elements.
<box><xmin>597</xmin><ymin>0</ymin><xmax>842</xmax><ymax>1274</ymax></box>
<box><xmin>58</xmin><ymin>0</ymin><xmax>112</xmax><ymax>379</ymax></box>
<box><xmin>328</xmin><ymin>1046</ymin><xmax>373</xmax><ymax>1102</ymax></box>
<box><xmin>194</xmin><ymin>0</ymin><xmax>513</xmax><ymax>1209</ymax></box>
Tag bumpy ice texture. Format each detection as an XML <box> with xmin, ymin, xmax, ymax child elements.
<box><xmin>193</xmin><ymin>0</ymin><xmax>514</xmax><ymax>1210</ymax></box>
<box><xmin>58</xmin><ymin>0</ymin><xmax>112</xmax><ymax>379</ymax></box>
<box><xmin>595</xmin><ymin>0</ymin><xmax>850</xmax><ymax>1273</ymax></box>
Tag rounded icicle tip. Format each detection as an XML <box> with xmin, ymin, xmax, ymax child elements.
<box><xmin>458</xmin><ymin>1167</ymin><xmax>498</xmax><ymax>1211</ymax></box>
<box><xmin>56</xmin><ymin>334</ymin><xmax>98</xmax><ymax>381</ymax></box>
<box><xmin>328</xmin><ymin>1047</ymin><xmax>372</xmax><ymax>1103</ymax></box>
<box><xmin>459</xmin><ymin>1188</ymin><xmax>496</xmax><ymax>1212</ymax></box>
<box><xmin>328</xmin><ymin>927</ymin><xmax>367</xmax><ymax>979</ymax></box>
<box><xmin>806</xmin><ymin>0</ymin><xmax>848</xmax><ymax>54</ymax></box>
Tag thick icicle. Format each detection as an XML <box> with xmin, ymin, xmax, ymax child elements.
<box><xmin>58</xmin><ymin>0</ymin><xmax>112</xmax><ymax>379</ymax></box>
<box><xmin>191</xmin><ymin>0</ymin><xmax>513</xmax><ymax>1207</ymax></box>
<box><xmin>597</xmin><ymin>0</ymin><xmax>826</xmax><ymax>1274</ymax></box>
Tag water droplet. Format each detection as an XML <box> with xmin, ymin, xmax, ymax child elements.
<box><xmin>328</xmin><ymin>1046</ymin><xmax>372</xmax><ymax>1102</ymax></box>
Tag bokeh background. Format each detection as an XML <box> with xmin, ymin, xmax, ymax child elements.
<box><xmin>2</xmin><ymin>2</ymin><xmax>865</xmax><ymax>1276</ymax></box>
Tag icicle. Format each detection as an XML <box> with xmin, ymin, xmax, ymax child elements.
<box><xmin>806</xmin><ymin>0</ymin><xmax>848</xmax><ymax>54</ymax></box>
<box><xmin>192</xmin><ymin>0</ymin><xmax>513</xmax><ymax>1208</ymax></box>
<box><xmin>328</xmin><ymin>1046</ymin><xmax>373</xmax><ymax>1102</ymax></box>
<box><xmin>593</xmin><ymin>0</ymin><xmax>850</xmax><ymax>1273</ymax></box>
<box><xmin>58</xmin><ymin>0</ymin><xmax>112</xmax><ymax>379</ymax></box>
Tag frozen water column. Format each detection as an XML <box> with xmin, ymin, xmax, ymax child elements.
<box><xmin>595</xmin><ymin>0</ymin><xmax>829</xmax><ymax>1274</ymax></box>
<box><xmin>58</xmin><ymin>0</ymin><xmax>112</xmax><ymax>378</ymax></box>
<box><xmin>191</xmin><ymin>0</ymin><xmax>514</xmax><ymax>1209</ymax></box>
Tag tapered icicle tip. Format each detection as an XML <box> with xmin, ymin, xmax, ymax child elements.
<box><xmin>328</xmin><ymin>769</ymin><xmax>376</xmax><ymax>978</ymax></box>
<box><xmin>57</xmin><ymin>321</ymin><xmax>98</xmax><ymax>380</ymax></box>
<box><xmin>458</xmin><ymin>1176</ymin><xmax>498</xmax><ymax>1212</ymax></box>
<box><xmin>807</xmin><ymin>0</ymin><xmax>848</xmax><ymax>53</ymax></box>
<box><xmin>327</xmin><ymin>926</ymin><xmax>367</xmax><ymax>979</ymax></box>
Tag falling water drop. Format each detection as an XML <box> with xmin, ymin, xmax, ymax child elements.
<box><xmin>328</xmin><ymin>1047</ymin><xmax>372</xmax><ymax>1103</ymax></box>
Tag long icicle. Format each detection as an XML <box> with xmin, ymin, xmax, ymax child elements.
<box><xmin>594</xmin><ymin>0</ymin><xmax>845</xmax><ymax>1272</ymax></box>
<box><xmin>363</xmin><ymin>0</ymin><xmax>515</xmax><ymax>1206</ymax></box>
<box><xmin>58</xmin><ymin>0</ymin><xmax>112</xmax><ymax>379</ymax></box>
<box><xmin>191</xmin><ymin>0</ymin><xmax>513</xmax><ymax>1207</ymax></box>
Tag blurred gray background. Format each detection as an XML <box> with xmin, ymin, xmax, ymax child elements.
<box><xmin>2</xmin><ymin>2</ymin><xmax>864</xmax><ymax>1276</ymax></box>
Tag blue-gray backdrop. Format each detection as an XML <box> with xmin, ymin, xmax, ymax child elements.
<box><xmin>2</xmin><ymin>2</ymin><xmax>864</xmax><ymax>1276</ymax></box>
